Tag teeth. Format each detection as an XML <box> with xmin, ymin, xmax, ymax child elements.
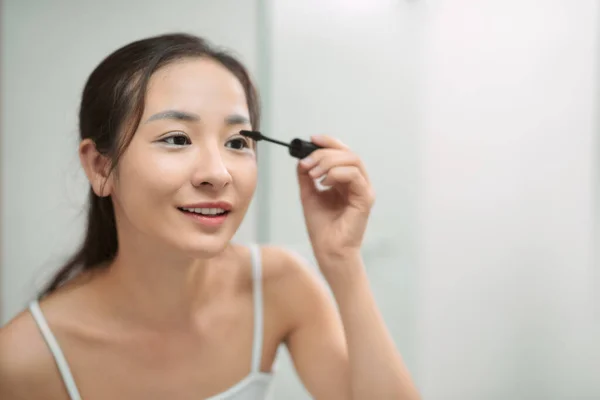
<box><xmin>182</xmin><ymin>207</ymin><xmax>226</xmax><ymax>215</ymax></box>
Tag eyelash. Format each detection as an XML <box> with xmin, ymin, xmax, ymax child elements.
<box><xmin>160</xmin><ymin>133</ymin><xmax>191</xmax><ymax>147</ymax></box>
<box><xmin>225</xmin><ymin>136</ymin><xmax>252</xmax><ymax>151</ymax></box>
<box><xmin>159</xmin><ymin>133</ymin><xmax>252</xmax><ymax>151</ymax></box>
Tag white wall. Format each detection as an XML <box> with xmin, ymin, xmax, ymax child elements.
<box><xmin>266</xmin><ymin>0</ymin><xmax>599</xmax><ymax>399</ymax></box>
<box><xmin>417</xmin><ymin>1</ymin><xmax>599</xmax><ymax>399</ymax></box>
<box><xmin>0</xmin><ymin>0</ymin><xmax>260</xmax><ymax>323</ymax></box>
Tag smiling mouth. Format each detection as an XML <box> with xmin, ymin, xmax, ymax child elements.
<box><xmin>177</xmin><ymin>207</ymin><xmax>230</xmax><ymax>217</ymax></box>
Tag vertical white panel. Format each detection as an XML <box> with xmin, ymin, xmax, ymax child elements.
<box><xmin>266</xmin><ymin>1</ymin><xmax>423</xmax><ymax>397</ymax></box>
<box><xmin>418</xmin><ymin>1</ymin><xmax>599</xmax><ymax>398</ymax></box>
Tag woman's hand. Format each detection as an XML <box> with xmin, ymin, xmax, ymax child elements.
<box><xmin>294</xmin><ymin>136</ymin><xmax>420</xmax><ymax>400</ymax></box>
<box><xmin>297</xmin><ymin>135</ymin><xmax>375</xmax><ymax>269</ymax></box>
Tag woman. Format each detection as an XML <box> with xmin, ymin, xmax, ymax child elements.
<box><xmin>0</xmin><ymin>33</ymin><xmax>420</xmax><ymax>400</ymax></box>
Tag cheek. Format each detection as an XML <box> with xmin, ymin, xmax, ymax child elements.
<box><xmin>113</xmin><ymin>149</ymin><xmax>189</xmax><ymax>207</ymax></box>
<box><xmin>231</xmin><ymin>159</ymin><xmax>258</xmax><ymax>199</ymax></box>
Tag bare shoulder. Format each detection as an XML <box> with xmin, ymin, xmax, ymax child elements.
<box><xmin>260</xmin><ymin>245</ymin><xmax>326</xmax><ymax>295</ymax></box>
<box><xmin>0</xmin><ymin>307</ymin><xmax>63</xmax><ymax>399</ymax></box>
<box><xmin>259</xmin><ymin>245</ymin><xmax>338</xmax><ymax>335</ymax></box>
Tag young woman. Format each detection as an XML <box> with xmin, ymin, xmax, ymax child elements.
<box><xmin>0</xmin><ymin>33</ymin><xmax>420</xmax><ymax>400</ymax></box>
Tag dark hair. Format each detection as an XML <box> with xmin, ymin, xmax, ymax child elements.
<box><xmin>39</xmin><ymin>33</ymin><xmax>260</xmax><ymax>298</ymax></box>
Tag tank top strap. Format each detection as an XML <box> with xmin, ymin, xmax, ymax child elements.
<box><xmin>248</xmin><ymin>244</ymin><xmax>264</xmax><ymax>373</ymax></box>
<box><xmin>29</xmin><ymin>300</ymin><xmax>82</xmax><ymax>400</ymax></box>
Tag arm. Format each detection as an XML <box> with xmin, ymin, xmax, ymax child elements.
<box><xmin>287</xmin><ymin>134</ymin><xmax>421</xmax><ymax>399</ymax></box>
<box><xmin>284</xmin><ymin>251</ymin><xmax>420</xmax><ymax>400</ymax></box>
<box><xmin>322</xmin><ymin>255</ymin><xmax>419</xmax><ymax>399</ymax></box>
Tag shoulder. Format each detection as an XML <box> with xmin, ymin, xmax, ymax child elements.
<box><xmin>0</xmin><ymin>305</ymin><xmax>64</xmax><ymax>399</ymax></box>
<box><xmin>259</xmin><ymin>245</ymin><xmax>336</xmax><ymax>334</ymax></box>
<box><xmin>260</xmin><ymin>245</ymin><xmax>326</xmax><ymax>294</ymax></box>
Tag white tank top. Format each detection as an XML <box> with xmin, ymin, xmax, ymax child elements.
<box><xmin>29</xmin><ymin>244</ymin><xmax>278</xmax><ymax>400</ymax></box>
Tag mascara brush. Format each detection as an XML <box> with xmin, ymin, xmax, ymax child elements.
<box><xmin>239</xmin><ymin>130</ymin><xmax>321</xmax><ymax>159</ymax></box>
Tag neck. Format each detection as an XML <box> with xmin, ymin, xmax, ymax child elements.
<box><xmin>93</xmin><ymin>233</ymin><xmax>235</xmax><ymax>330</ymax></box>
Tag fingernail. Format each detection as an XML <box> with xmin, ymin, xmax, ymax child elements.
<box><xmin>300</xmin><ymin>157</ymin><xmax>316</xmax><ymax>168</ymax></box>
<box><xmin>314</xmin><ymin>174</ymin><xmax>332</xmax><ymax>191</ymax></box>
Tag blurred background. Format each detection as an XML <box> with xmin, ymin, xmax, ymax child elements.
<box><xmin>1</xmin><ymin>0</ymin><xmax>598</xmax><ymax>399</ymax></box>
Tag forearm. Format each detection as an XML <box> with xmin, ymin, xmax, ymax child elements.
<box><xmin>322</xmin><ymin>255</ymin><xmax>420</xmax><ymax>400</ymax></box>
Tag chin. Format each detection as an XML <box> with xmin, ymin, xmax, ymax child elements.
<box><xmin>177</xmin><ymin>233</ymin><xmax>234</xmax><ymax>259</ymax></box>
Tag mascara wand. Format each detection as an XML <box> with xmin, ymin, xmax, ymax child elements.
<box><xmin>240</xmin><ymin>130</ymin><xmax>321</xmax><ymax>159</ymax></box>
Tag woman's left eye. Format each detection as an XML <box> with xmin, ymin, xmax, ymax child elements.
<box><xmin>226</xmin><ymin>137</ymin><xmax>251</xmax><ymax>151</ymax></box>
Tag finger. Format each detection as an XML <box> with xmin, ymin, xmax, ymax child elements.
<box><xmin>310</xmin><ymin>152</ymin><xmax>362</xmax><ymax>180</ymax></box>
<box><xmin>299</xmin><ymin>149</ymin><xmax>370</xmax><ymax>184</ymax></box>
<box><xmin>321</xmin><ymin>165</ymin><xmax>374</xmax><ymax>202</ymax></box>
<box><xmin>309</xmin><ymin>135</ymin><xmax>349</xmax><ymax>151</ymax></box>
<box><xmin>298</xmin><ymin>149</ymin><xmax>352</xmax><ymax>171</ymax></box>
<box><xmin>296</xmin><ymin>161</ymin><xmax>320</xmax><ymax>199</ymax></box>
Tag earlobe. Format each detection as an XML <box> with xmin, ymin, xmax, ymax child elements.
<box><xmin>79</xmin><ymin>139</ymin><xmax>113</xmax><ymax>197</ymax></box>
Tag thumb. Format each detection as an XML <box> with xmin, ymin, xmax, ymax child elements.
<box><xmin>296</xmin><ymin>162</ymin><xmax>318</xmax><ymax>202</ymax></box>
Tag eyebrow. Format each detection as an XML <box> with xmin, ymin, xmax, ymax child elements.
<box><xmin>145</xmin><ymin>110</ymin><xmax>200</xmax><ymax>123</ymax></box>
<box><xmin>144</xmin><ymin>110</ymin><xmax>251</xmax><ymax>125</ymax></box>
<box><xmin>225</xmin><ymin>114</ymin><xmax>251</xmax><ymax>125</ymax></box>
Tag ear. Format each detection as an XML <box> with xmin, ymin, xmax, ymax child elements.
<box><xmin>79</xmin><ymin>139</ymin><xmax>114</xmax><ymax>197</ymax></box>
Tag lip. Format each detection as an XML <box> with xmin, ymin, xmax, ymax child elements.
<box><xmin>179</xmin><ymin>201</ymin><xmax>233</xmax><ymax>211</ymax></box>
<box><xmin>177</xmin><ymin>201</ymin><xmax>233</xmax><ymax>229</ymax></box>
<box><xmin>180</xmin><ymin>211</ymin><xmax>229</xmax><ymax>228</ymax></box>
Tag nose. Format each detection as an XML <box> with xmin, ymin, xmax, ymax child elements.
<box><xmin>191</xmin><ymin>145</ymin><xmax>232</xmax><ymax>191</ymax></box>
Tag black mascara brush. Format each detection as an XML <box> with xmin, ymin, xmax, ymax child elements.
<box><xmin>240</xmin><ymin>130</ymin><xmax>321</xmax><ymax>159</ymax></box>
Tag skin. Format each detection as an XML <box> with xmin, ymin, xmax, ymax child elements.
<box><xmin>0</xmin><ymin>58</ymin><xmax>420</xmax><ymax>399</ymax></box>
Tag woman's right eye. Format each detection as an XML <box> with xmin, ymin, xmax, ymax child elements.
<box><xmin>160</xmin><ymin>134</ymin><xmax>191</xmax><ymax>146</ymax></box>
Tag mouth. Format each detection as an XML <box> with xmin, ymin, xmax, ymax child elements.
<box><xmin>177</xmin><ymin>207</ymin><xmax>231</xmax><ymax>217</ymax></box>
<box><xmin>177</xmin><ymin>205</ymin><xmax>232</xmax><ymax>228</ymax></box>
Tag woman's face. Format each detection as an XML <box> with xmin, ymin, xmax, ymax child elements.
<box><xmin>111</xmin><ymin>58</ymin><xmax>257</xmax><ymax>257</ymax></box>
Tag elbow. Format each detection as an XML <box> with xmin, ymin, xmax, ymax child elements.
<box><xmin>401</xmin><ymin>383</ymin><xmax>422</xmax><ymax>400</ymax></box>
<box><xmin>391</xmin><ymin>381</ymin><xmax>422</xmax><ymax>400</ymax></box>
<box><xmin>406</xmin><ymin>386</ymin><xmax>422</xmax><ymax>400</ymax></box>
<box><xmin>408</xmin><ymin>390</ymin><xmax>422</xmax><ymax>400</ymax></box>
<box><xmin>350</xmin><ymin>384</ymin><xmax>422</xmax><ymax>400</ymax></box>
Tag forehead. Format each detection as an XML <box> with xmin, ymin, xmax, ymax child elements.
<box><xmin>143</xmin><ymin>58</ymin><xmax>249</xmax><ymax>118</ymax></box>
